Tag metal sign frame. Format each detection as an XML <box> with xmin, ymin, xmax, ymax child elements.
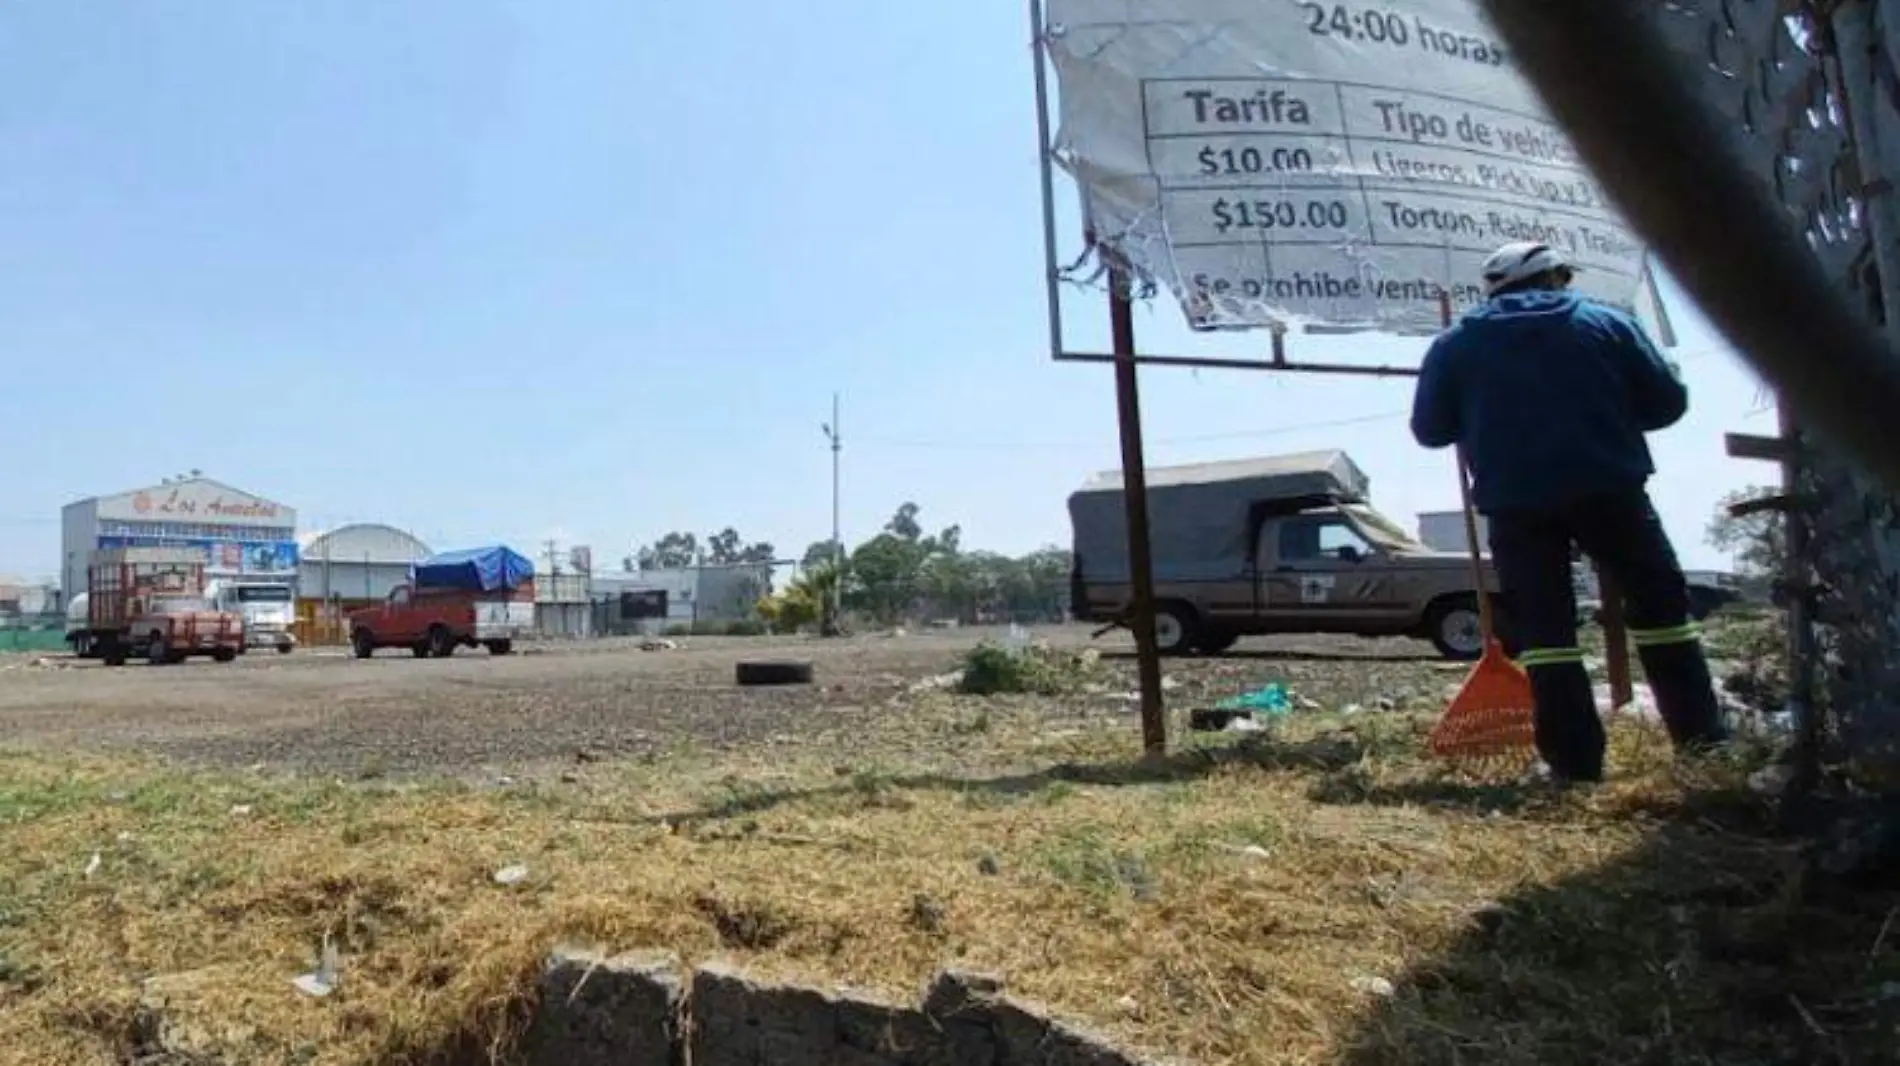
<box><xmin>1028</xmin><ymin>0</ymin><xmax>1651</xmax><ymax>749</ymax></box>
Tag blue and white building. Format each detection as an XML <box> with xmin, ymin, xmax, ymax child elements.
<box><xmin>61</xmin><ymin>477</ymin><xmax>298</xmax><ymax>600</ymax></box>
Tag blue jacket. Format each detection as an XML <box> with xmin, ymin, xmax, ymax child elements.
<box><xmin>1410</xmin><ymin>290</ymin><xmax>1687</xmax><ymax>514</ymax></box>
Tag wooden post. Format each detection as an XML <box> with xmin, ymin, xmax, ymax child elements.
<box><xmin>1596</xmin><ymin>564</ymin><xmax>1635</xmax><ymax>712</ymax></box>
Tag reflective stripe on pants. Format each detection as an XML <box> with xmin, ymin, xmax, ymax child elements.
<box><xmin>1630</xmin><ymin>622</ymin><xmax>1703</xmax><ymax>648</ymax></box>
<box><xmin>1515</xmin><ymin>646</ymin><xmax>1586</xmax><ymax>669</ymax></box>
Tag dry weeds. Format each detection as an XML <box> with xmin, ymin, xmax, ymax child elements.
<box><xmin>0</xmin><ymin>683</ymin><xmax>1893</xmax><ymax>1065</ymax></box>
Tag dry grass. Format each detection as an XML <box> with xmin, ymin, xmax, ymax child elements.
<box><xmin>1</xmin><ymin>691</ymin><xmax>1894</xmax><ymax>1066</ymax></box>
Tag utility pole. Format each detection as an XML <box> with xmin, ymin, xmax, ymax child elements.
<box><xmin>543</xmin><ymin>539</ymin><xmax>561</xmax><ymax>578</ymax></box>
<box><xmin>821</xmin><ymin>393</ymin><xmax>843</xmax><ymax>633</ymax></box>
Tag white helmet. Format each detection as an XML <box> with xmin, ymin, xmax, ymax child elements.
<box><xmin>1480</xmin><ymin>241</ymin><xmax>1573</xmax><ymax>297</ymax></box>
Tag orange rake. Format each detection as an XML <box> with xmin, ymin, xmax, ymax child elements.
<box><xmin>1428</xmin><ymin>448</ymin><xmax>1537</xmax><ymax>762</ymax></box>
<box><xmin>1426</xmin><ymin>293</ymin><xmax>1537</xmax><ymax>764</ymax></box>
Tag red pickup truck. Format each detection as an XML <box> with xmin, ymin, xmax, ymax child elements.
<box><xmin>348</xmin><ymin>546</ymin><xmax>536</xmax><ymax>659</ymax></box>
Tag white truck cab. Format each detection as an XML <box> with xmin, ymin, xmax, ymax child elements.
<box><xmin>205</xmin><ymin>580</ymin><xmax>297</xmax><ymax>654</ymax></box>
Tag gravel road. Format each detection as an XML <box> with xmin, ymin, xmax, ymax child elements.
<box><xmin>0</xmin><ymin>626</ymin><xmax>1448</xmax><ymax>777</ymax></box>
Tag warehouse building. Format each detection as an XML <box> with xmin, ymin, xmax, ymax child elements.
<box><xmin>590</xmin><ymin>564</ymin><xmax>772</xmax><ymax>635</ymax></box>
<box><xmin>296</xmin><ymin>523</ymin><xmax>432</xmax><ymax>645</ymax></box>
<box><xmin>61</xmin><ymin>477</ymin><xmax>297</xmax><ymax>604</ymax></box>
<box><xmin>1417</xmin><ymin>510</ymin><xmax>1491</xmax><ymax>555</ymax></box>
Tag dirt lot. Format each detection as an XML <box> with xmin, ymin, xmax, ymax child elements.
<box><xmin>6</xmin><ymin>620</ymin><xmax>1893</xmax><ymax>1066</ymax></box>
<box><xmin>0</xmin><ymin>627</ymin><xmax>1454</xmax><ymax>776</ymax></box>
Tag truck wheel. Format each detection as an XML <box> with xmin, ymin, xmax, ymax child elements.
<box><xmin>428</xmin><ymin>626</ymin><xmax>456</xmax><ymax>659</ymax></box>
<box><xmin>485</xmin><ymin>640</ymin><xmax>514</xmax><ymax>656</ymax></box>
<box><xmin>102</xmin><ymin>640</ymin><xmax>128</xmax><ymax>667</ymax></box>
<box><xmin>1195</xmin><ymin>629</ymin><xmax>1240</xmax><ymax>655</ymax></box>
<box><xmin>147</xmin><ymin>633</ymin><xmax>172</xmax><ymax>666</ymax></box>
<box><xmin>1152</xmin><ymin>603</ymin><xmax>1198</xmax><ymax>657</ymax></box>
<box><xmin>276</xmin><ymin>643</ymin><xmax>294</xmax><ymax>655</ymax></box>
<box><xmin>1426</xmin><ymin>597</ymin><xmax>1485</xmax><ymax>661</ymax></box>
<box><xmin>212</xmin><ymin>647</ymin><xmax>238</xmax><ymax>663</ymax></box>
<box><xmin>352</xmin><ymin>629</ymin><xmax>376</xmax><ymax>659</ymax></box>
<box><xmin>411</xmin><ymin>644</ymin><xmax>431</xmax><ymax>658</ymax></box>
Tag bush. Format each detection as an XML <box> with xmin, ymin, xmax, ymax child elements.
<box><xmin>958</xmin><ymin>641</ymin><xmax>1097</xmax><ymax>697</ymax></box>
<box><xmin>663</xmin><ymin>624</ymin><xmax>692</xmax><ymax>638</ymax></box>
<box><xmin>1706</xmin><ymin>612</ymin><xmax>1789</xmax><ymax>715</ymax></box>
<box><xmin>724</xmin><ymin>620</ymin><xmax>766</xmax><ymax>637</ymax></box>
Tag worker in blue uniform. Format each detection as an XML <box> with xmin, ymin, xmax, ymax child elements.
<box><xmin>1410</xmin><ymin>242</ymin><xmax>1728</xmax><ymax>783</ymax></box>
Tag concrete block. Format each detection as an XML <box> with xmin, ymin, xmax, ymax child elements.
<box><xmin>834</xmin><ymin>991</ymin><xmax>995</xmax><ymax>1066</ymax></box>
<box><xmin>690</xmin><ymin>963</ymin><xmax>844</xmax><ymax>1066</ymax></box>
<box><xmin>921</xmin><ymin>970</ymin><xmax>1005</xmax><ymax>1019</ymax></box>
<box><xmin>520</xmin><ymin>947</ymin><xmax>682</xmax><ymax>1066</ymax></box>
<box><xmin>992</xmin><ymin>998</ymin><xmax>1140</xmax><ymax>1066</ymax></box>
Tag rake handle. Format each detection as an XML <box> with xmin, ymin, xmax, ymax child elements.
<box><xmin>1437</xmin><ymin>291</ymin><xmax>1497</xmax><ymax>648</ymax></box>
<box><xmin>1455</xmin><ymin>446</ymin><xmax>1497</xmax><ymax>644</ymax></box>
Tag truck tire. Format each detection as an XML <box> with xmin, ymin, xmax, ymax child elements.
<box><xmin>735</xmin><ymin>659</ymin><xmax>814</xmax><ymax>686</ymax></box>
<box><xmin>485</xmin><ymin>640</ymin><xmax>514</xmax><ymax>656</ymax></box>
<box><xmin>147</xmin><ymin>633</ymin><xmax>172</xmax><ymax>666</ymax></box>
<box><xmin>351</xmin><ymin>629</ymin><xmax>376</xmax><ymax>660</ymax></box>
<box><xmin>1153</xmin><ymin>602</ymin><xmax>1199</xmax><ymax>657</ymax></box>
<box><xmin>277</xmin><ymin>642</ymin><xmax>294</xmax><ymax>655</ymax></box>
<box><xmin>1195</xmin><ymin>629</ymin><xmax>1240</xmax><ymax>655</ymax></box>
<box><xmin>212</xmin><ymin>647</ymin><xmax>238</xmax><ymax>663</ymax></box>
<box><xmin>428</xmin><ymin>626</ymin><xmax>456</xmax><ymax>659</ymax></box>
<box><xmin>1425</xmin><ymin>597</ymin><xmax>1485</xmax><ymax>662</ymax></box>
<box><xmin>102</xmin><ymin>639</ymin><xmax>128</xmax><ymax>667</ymax></box>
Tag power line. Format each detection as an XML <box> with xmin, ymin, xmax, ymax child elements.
<box><xmin>853</xmin><ymin>410</ymin><xmax>1409</xmax><ymax>452</ymax></box>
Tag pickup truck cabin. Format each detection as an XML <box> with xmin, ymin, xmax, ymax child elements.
<box><xmin>1069</xmin><ymin>451</ymin><xmax>1508</xmax><ymax>660</ymax></box>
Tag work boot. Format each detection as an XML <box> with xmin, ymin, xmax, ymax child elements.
<box><xmin>1519</xmin><ymin>760</ymin><xmax>1602</xmax><ymax>793</ymax></box>
<box><xmin>1526</xmin><ymin>661</ymin><xmax>1606</xmax><ymax>783</ymax></box>
<box><xmin>1638</xmin><ymin>642</ymin><xmax>1729</xmax><ymax>752</ymax></box>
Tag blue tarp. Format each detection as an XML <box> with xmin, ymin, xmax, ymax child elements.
<box><xmin>412</xmin><ymin>546</ymin><xmax>535</xmax><ymax>592</ymax></box>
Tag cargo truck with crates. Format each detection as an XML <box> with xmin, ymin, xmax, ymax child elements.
<box><xmin>71</xmin><ymin>547</ymin><xmax>244</xmax><ymax>665</ymax></box>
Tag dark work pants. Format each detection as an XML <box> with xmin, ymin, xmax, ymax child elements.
<box><xmin>1487</xmin><ymin>488</ymin><xmax>1728</xmax><ymax>782</ymax></box>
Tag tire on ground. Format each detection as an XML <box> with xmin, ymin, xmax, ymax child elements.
<box><xmin>735</xmin><ymin>659</ymin><xmax>815</xmax><ymax>686</ymax></box>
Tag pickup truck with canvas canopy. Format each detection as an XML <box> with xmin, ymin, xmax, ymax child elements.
<box><xmin>348</xmin><ymin>545</ymin><xmax>536</xmax><ymax>659</ymax></box>
<box><xmin>1068</xmin><ymin>451</ymin><xmax>1510</xmax><ymax>660</ymax></box>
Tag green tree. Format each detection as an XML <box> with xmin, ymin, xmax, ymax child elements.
<box><xmin>707</xmin><ymin>528</ymin><xmax>776</xmax><ymax>566</ymax></box>
<box><xmin>801</xmin><ymin>539</ymin><xmax>843</xmax><ymax>571</ymax></box>
<box><xmin>635</xmin><ymin>532</ymin><xmax>698</xmax><ymax>570</ymax></box>
<box><xmin>885</xmin><ymin>502</ymin><xmax>924</xmax><ymax>542</ymax></box>
<box><xmin>846</xmin><ymin>533</ymin><xmax>925</xmax><ymax>624</ymax></box>
<box><xmin>1708</xmin><ymin>485</ymin><xmax>1786</xmax><ymax>579</ymax></box>
<box><xmin>1016</xmin><ymin>547</ymin><xmax>1072</xmax><ymax>620</ymax></box>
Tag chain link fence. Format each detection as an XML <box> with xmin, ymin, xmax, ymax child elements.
<box><xmin>1631</xmin><ymin>0</ymin><xmax>1900</xmax><ymax>791</ymax></box>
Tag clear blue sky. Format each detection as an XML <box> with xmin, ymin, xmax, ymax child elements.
<box><xmin>0</xmin><ymin>1</ymin><xmax>1768</xmax><ymax>581</ymax></box>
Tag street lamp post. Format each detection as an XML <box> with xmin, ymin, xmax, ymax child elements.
<box><xmin>821</xmin><ymin>394</ymin><xmax>843</xmax><ymax>634</ymax></box>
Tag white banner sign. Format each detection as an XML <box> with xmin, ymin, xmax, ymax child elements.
<box><xmin>1042</xmin><ymin>0</ymin><xmax>1647</xmax><ymax>334</ymax></box>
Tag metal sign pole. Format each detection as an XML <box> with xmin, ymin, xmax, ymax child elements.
<box><xmin>1108</xmin><ymin>270</ymin><xmax>1168</xmax><ymax>755</ymax></box>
